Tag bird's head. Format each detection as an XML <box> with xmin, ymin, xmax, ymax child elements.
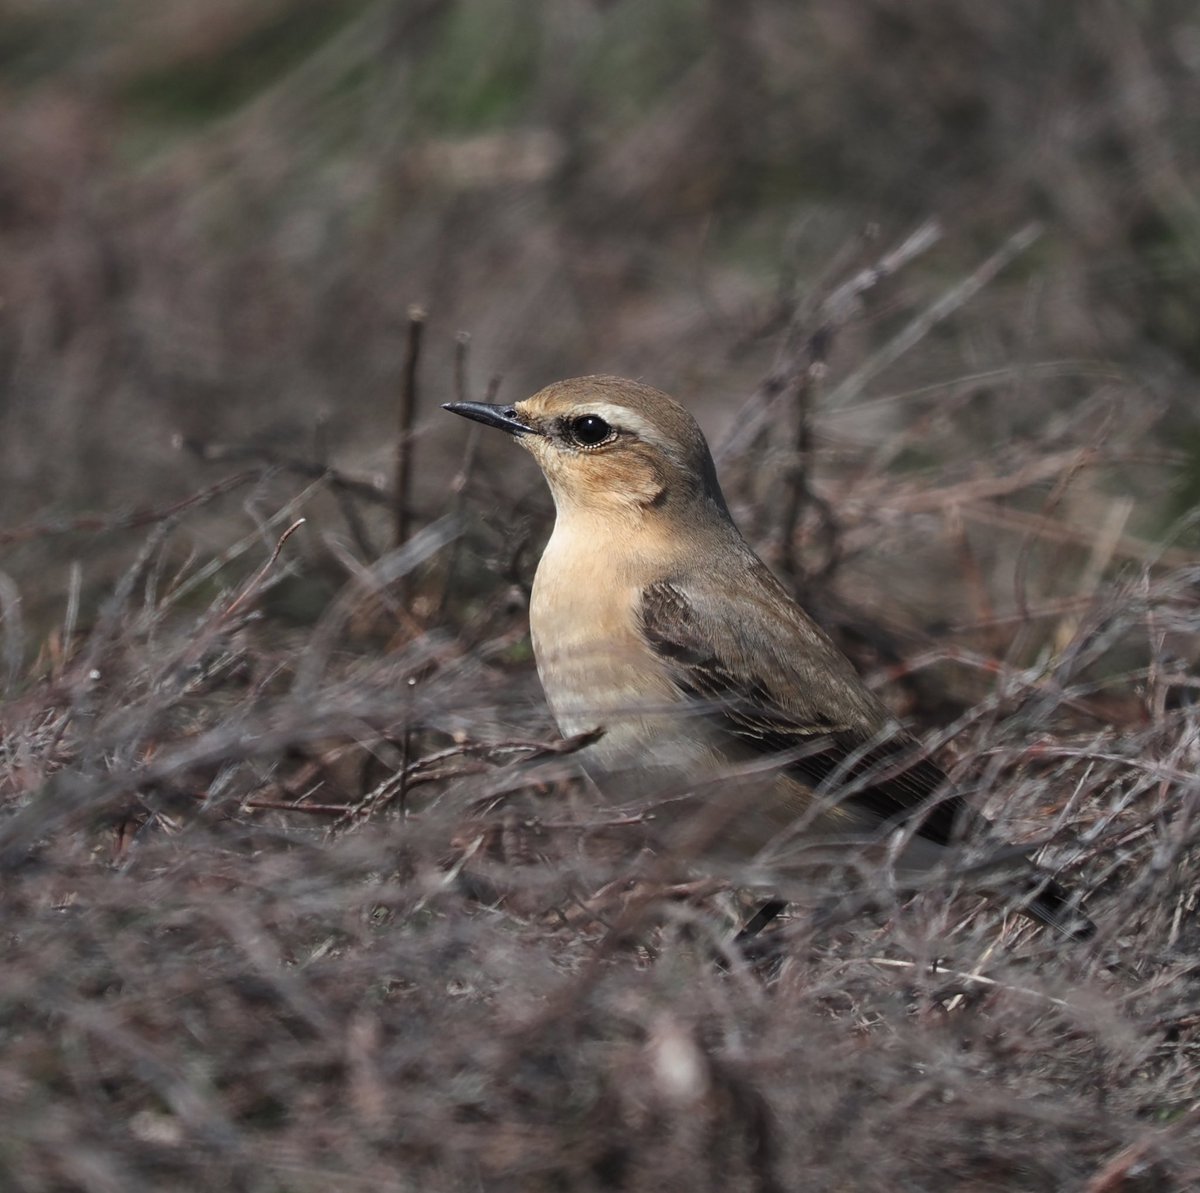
<box><xmin>443</xmin><ymin>375</ymin><xmax>730</xmax><ymax>523</ymax></box>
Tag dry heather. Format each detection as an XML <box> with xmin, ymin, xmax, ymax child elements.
<box><xmin>2</xmin><ymin>316</ymin><xmax>1200</xmax><ymax>1192</ymax></box>
<box><xmin>3</xmin><ymin>3</ymin><xmax>1200</xmax><ymax>1187</ymax></box>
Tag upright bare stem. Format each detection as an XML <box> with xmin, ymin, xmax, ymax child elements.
<box><xmin>395</xmin><ymin>306</ymin><xmax>427</xmax><ymax>559</ymax></box>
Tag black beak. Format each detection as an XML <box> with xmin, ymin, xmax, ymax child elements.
<box><xmin>442</xmin><ymin>402</ymin><xmax>537</xmax><ymax>437</ymax></box>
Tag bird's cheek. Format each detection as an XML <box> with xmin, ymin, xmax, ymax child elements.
<box><xmin>525</xmin><ymin>450</ymin><xmax>579</xmax><ymax>511</ymax></box>
<box><xmin>605</xmin><ymin>456</ymin><xmax>669</xmax><ymax>511</ymax></box>
<box><xmin>520</xmin><ymin>439</ymin><xmax>566</xmax><ymax>483</ymax></box>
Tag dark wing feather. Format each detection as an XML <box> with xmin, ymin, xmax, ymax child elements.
<box><xmin>638</xmin><ymin>578</ymin><xmax>972</xmax><ymax>847</ymax></box>
<box><xmin>638</xmin><ymin>575</ymin><xmax>1094</xmax><ymax>938</ymax></box>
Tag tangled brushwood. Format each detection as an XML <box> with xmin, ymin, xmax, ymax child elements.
<box><xmin>2</xmin><ymin>328</ymin><xmax>1200</xmax><ymax>1192</ymax></box>
<box><xmin>4</xmin><ymin>4</ymin><xmax>1200</xmax><ymax>1182</ymax></box>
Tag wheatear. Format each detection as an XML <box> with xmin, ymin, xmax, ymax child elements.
<box><xmin>444</xmin><ymin>375</ymin><xmax>1093</xmax><ymax>937</ymax></box>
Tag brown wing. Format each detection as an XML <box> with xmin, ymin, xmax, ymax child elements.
<box><xmin>638</xmin><ymin>577</ymin><xmax>971</xmax><ymax>847</ymax></box>
<box><xmin>638</xmin><ymin>573</ymin><xmax>1095</xmax><ymax>938</ymax></box>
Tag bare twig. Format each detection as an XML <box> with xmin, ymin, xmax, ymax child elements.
<box><xmin>948</xmin><ymin>499</ymin><xmax>1192</xmax><ymax>570</ymax></box>
<box><xmin>292</xmin><ymin>516</ymin><xmax>462</xmax><ymax>696</ymax></box>
<box><xmin>1010</xmin><ymin>406</ymin><xmax>1119</xmax><ymax>660</ymax></box>
<box><xmin>854</xmin><ymin>956</ymin><xmax>1074</xmax><ymax>1009</ymax></box>
<box><xmin>220</xmin><ymin>518</ymin><xmax>306</xmax><ymax>624</ymax></box>
<box><xmin>454</xmin><ymin>330</ymin><xmax>471</xmax><ymax>403</ymax></box>
<box><xmin>725</xmin><ymin>222</ymin><xmax>947</xmax><ymax>582</ymax></box>
<box><xmin>717</xmin><ymin>219</ymin><xmax>944</xmax><ymax>462</ymax></box>
<box><xmin>181</xmin><ymin>439</ymin><xmax>391</xmax><ymax>509</ymax></box>
<box><xmin>0</xmin><ymin>571</ymin><xmax>23</xmax><ymax>694</ymax></box>
<box><xmin>0</xmin><ymin>470</ymin><xmax>261</xmax><ymax>546</ymax></box>
<box><xmin>823</xmin><ymin>222</ymin><xmax>1043</xmax><ymax>411</ymax></box>
<box><xmin>437</xmin><ymin>350</ymin><xmax>499</xmax><ymax>616</ymax></box>
<box><xmin>224</xmin><ymin>728</ymin><xmax>602</xmax><ymax>821</ymax></box>
<box><xmin>774</xmin><ymin>345</ymin><xmax>838</xmax><ymax>588</ymax></box>
<box><xmin>395</xmin><ymin>305</ymin><xmax>426</xmax><ymax>556</ymax></box>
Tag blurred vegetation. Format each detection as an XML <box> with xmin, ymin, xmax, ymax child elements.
<box><xmin>119</xmin><ymin>1</ymin><xmax>373</xmax><ymax>127</ymax></box>
<box><xmin>3</xmin><ymin>2</ymin><xmax>1200</xmax><ymax>1189</ymax></box>
<box><xmin>0</xmin><ymin>0</ymin><xmax>1196</xmax><ymax>530</ymax></box>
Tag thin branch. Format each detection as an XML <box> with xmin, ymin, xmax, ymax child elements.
<box><xmin>437</xmin><ymin>354</ymin><xmax>499</xmax><ymax>616</ymax></box>
<box><xmin>395</xmin><ymin>305</ymin><xmax>426</xmax><ymax>554</ymax></box>
<box><xmin>0</xmin><ymin>470</ymin><xmax>260</xmax><ymax>546</ymax></box>
<box><xmin>854</xmin><ymin>956</ymin><xmax>1073</xmax><ymax>1009</ymax></box>
<box><xmin>774</xmin><ymin>343</ymin><xmax>839</xmax><ymax>588</ymax></box>
<box><xmin>717</xmin><ymin>219</ymin><xmax>944</xmax><ymax>462</ymax></box>
<box><xmin>220</xmin><ymin>518</ymin><xmax>306</xmax><ymax>624</ymax></box>
<box><xmin>823</xmin><ymin>221</ymin><xmax>1043</xmax><ymax>411</ymax></box>
<box><xmin>454</xmin><ymin>330</ymin><xmax>471</xmax><ymax>403</ymax></box>
<box><xmin>180</xmin><ymin>439</ymin><xmax>390</xmax><ymax>508</ymax></box>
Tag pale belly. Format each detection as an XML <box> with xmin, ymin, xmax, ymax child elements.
<box><xmin>529</xmin><ymin>544</ymin><xmax>728</xmax><ymax>790</ymax></box>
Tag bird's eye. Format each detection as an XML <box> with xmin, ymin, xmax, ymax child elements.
<box><xmin>568</xmin><ymin>414</ymin><xmax>614</xmax><ymax>448</ymax></box>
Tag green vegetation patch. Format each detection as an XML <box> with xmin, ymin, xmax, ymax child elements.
<box><xmin>120</xmin><ymin>0</ymin><xmax>369</xmax><ymax>125</ymax></box>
